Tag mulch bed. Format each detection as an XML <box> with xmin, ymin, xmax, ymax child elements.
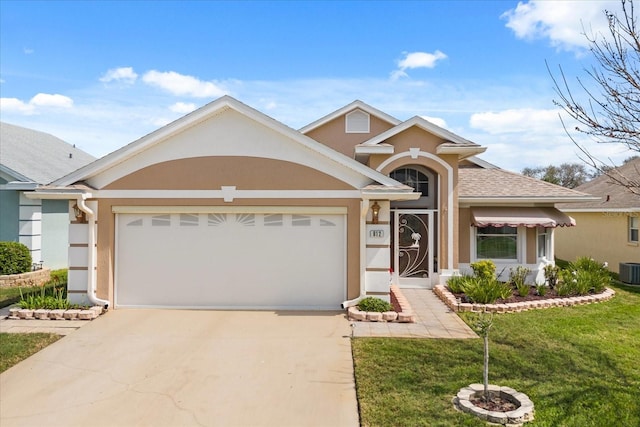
<box><xmin>470</xmin><ymin>392</ymin><xmax>517</xmax><ymax>412</ymax></box>
<box><xmin>448</xmin><ymin>287</ymin><xmax>599</xmax><ymax>305</ymax></box>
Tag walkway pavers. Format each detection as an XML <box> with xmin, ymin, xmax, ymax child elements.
<box><xmin>351</xmin><ymin>288</ymin><xmax>477</xmax><ymax>339</ymax></box>
<box><xmin>0</xmin><ymin>305</ymin><xmax>90</xmax><ymax>335</ymax></box>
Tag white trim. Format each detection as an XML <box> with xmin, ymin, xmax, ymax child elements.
<box><xmin>354</xmin><ymin>144</ymin><xmax>394</xmax><ymax>155</ymax></box>
<box><xmin>299</xmin><ymin>100</ymin><xmax>401</xmax><ymax>134</ymax></box>
<box><xmin>96</xmin><ymin>189</ymin><xmax>363</xmax><ymax>199</ymax></box>
<box><xmin>112</xmin><ymin>205</ymin><xmax>348</xmax><ymax>215</ymax></box>
<box><xmin>53</xmin><ymin>96</ymin><xmax>403</xmax><ymax>189</ymax></box>
<box><xmin>376</xmin><ymin>150</ymin><xmax>454</xmax><ymax>270</ymax></box>
<box><xmin>361</xmin><ymin>116</ymin><xmax>480</xmax><ymax>147</ymax></box>
<box><xmin>559</xmin><ymin>207</ymin><xmax>640</xmax><ymax>213</ymax></box>
<box><xmin>470</xmin><ymin>225</ymin><xmax>526</xmax><ymax>264</ymax></box>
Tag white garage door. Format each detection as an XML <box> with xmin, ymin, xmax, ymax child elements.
<box><xmin>115</xmin><ymin>209</ymin><xmax>346</xmax><ymax>309</ymax></box>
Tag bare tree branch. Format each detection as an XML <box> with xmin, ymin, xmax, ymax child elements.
<box><xmin>550</xmin><ymin>0</ymin><xmax>640</xmax><ymax>195</ymax></box>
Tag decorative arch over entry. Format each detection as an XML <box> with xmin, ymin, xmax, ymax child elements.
<box><xmin>376</xmin><ymin>150</ymin><xmax>454</xmax><ymax>271</ymax></box>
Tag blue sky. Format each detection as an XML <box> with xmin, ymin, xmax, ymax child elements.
<box><xmin>0</xmin><ymin>0</ymin><xmax>634</xmax><ymax>172</ymax></box>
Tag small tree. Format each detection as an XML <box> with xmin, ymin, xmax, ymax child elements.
<box><xmin>471</xmin><ymin>312</ymin><xmax>494</xmax><ymax>402</ymax></box>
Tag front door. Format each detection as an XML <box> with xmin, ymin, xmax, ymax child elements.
<box><xmin>391</xmin><ymin>210</ymin><xmax>434</xmax><ymax>288</ymax></box>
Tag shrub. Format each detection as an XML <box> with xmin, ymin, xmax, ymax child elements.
<box><xmin>447</xmin><ymin>274</ymin><xmax>473</xmax><ymax>294</ymax></box>
<box><xmin>535</xmin><ymin>284</ymin><xmax>547</xmax><ymax>297</ymax></box>
<box><xmin>544</xmin><ymin>264</ymin><xmax>560</xmax><ymax>289</ymax></box>
<box><xmin>570</xmin><ymin>257</ymin><xmax>611</xmax><ymax>294</ymax></box>
<box><xmin>557</xmin><ymin>269</ymin><xmax>577</xmax><ymax>296</ymax></box>
<box><xmin>510</xmin><ymin>266</ymin><xmax>531</xmax><ymax>297</ymax></box>
<box><xmin>0</xmin><ymin>242</ymin><xmax>32</xmax><ymax>275</ymax></box>
<box><xmin>357</xmin><ymin>297</ymin><xmax>393</xmax><ymax>312</ymax></box>
<box><xmin>18</xmin><ymin>286</ymin><xmax>74</xmax><ymax>310</ymax></box>
<box><xmin>49</xmin><ymin>269</ymin><xmax>68</xmax><ymax>286</ymax></box>
<box><xmin>464</xmin><ymin>278</ymin><xmax>512</xmax><ymax>304</ymax></box>
<box><xmin>470</xmin><ymin>260</ymin><xmax>496</xmax><ymax>281</ymax></box>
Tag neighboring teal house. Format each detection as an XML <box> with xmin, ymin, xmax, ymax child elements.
<box><xmin>0</xmin><ymin>122</ymin><xmax>95</xmax><ymax>269</ymax></box>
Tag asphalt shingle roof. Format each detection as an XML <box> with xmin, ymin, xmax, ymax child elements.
<box><xmin>458</xmin><ymin>167</ymin><xmax>591</xmax><ymax>199</ymax></box>
<box><xmin>557</xmin><ymin>157</ymin><xmax>640</xmax><ymax>210</ymax></box>
<box><xmin>0</xmin><ymin>122</ymin><xmax>95</xmax><ymax>184</ymax></box>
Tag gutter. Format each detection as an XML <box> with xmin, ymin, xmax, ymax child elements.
<box><xmin>25</xmin><ymin>191</ymin><xmax>109</xmax><ymax>308</ymax></box>
<box><xmin>341</xmin><ymin>199</ymin><xmax>369</xmax><ymax>309</ymax></box>
<box><xmin>75</xmin><ymin>195</ymin><xmax>109</xmax><ymax>308</ymax></box>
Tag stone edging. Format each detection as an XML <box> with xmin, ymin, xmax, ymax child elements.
<box><xmin>434</xmin><ymin>284</ymin><xmax>616</xmax><ymax>313</ymax></box>
<box><xmin>7</xmin><ymin>306</ymin><xmax>106</xmax><ymax>321</ymax></box>
<box><xmin>347</xmin><ymin>285</ymin><xmax>415</xmax><ymax>323</ymax></box>
<box><xmin>453</xmin><ymin>383</ymin><xmax>534</xmax><ymax>425</ymax></box>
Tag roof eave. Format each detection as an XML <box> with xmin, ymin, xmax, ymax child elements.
<box><xmin>361</xmin><ymin>189</ymin><xmax>421</xmax><ymax>201</ymax></box>
<box><xmin>459</xmin><ymin>196</ymin><xmax>601</xmax><ymax>207</ymax></box>
<box><xmin>436</xmin><ymin>145</ymin><xmax>487</xmax><ymax>159</ymax></box>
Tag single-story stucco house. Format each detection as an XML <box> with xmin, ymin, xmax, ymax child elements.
<box><xmin>556</xmin><ymin>157</ymin><xmax>640</xmax><ymax>275</ymax></box>
<box><xmin>30</xmin><ymin>96</ymin><xmax>594</xmax><ymax>309</ymax></box>
<box><xmin>0</xmin><ymin>122</ymin><xmax>95</xmax><ymax>269</ymax></box>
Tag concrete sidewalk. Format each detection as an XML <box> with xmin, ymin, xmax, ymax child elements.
<box><xmin>351</xmin><ymin>288</ymin><xmax>477</xmax><ymax>339</ymax></box>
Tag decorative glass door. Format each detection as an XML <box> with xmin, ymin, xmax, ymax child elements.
<box><xmin>392</xmin><ymin>210</ymin><xmax>434</xmax><ymax>288</ymax></box>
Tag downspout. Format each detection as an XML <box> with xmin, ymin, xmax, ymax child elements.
<box><xmin>76</xmin><ymin>195</ymin><xmax>109</xmax><ymax>308</ymax></box>
<box><xmin>341</xmin><ymin>199</ymin><xmax>369</xmax><ymax>309</ymax></box>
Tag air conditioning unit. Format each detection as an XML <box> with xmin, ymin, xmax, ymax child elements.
<box><xmin>619</xmin><ymin>263</ymin><xmax>640</xmax><ymax>285</ymax></box>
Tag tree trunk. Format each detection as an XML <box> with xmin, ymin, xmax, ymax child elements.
<box><xmin>483</xmin><ymin>334</ymin><xmax>489</xmax><ymax>401</ymax></box>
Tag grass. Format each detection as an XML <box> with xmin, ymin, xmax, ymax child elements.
<box><xmin>352</xmin><ymin>282</ymin><xmax>640</xmax><ymax>427</ymax></box>
<box><xmin>0</xmin><ymin>283</ymin><xmax>57</xmax><ymax>308</ymax></box>
<box><xmin>0</xmin><ymin>333</ymin><xmax>61</xmax><ymax>373</ymax></box>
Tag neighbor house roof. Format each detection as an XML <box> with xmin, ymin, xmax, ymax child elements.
<box><xmin>458</xmin><ymin>167</ymin><xmax>594</xmax><ymax>205</ymax></box>
<box><xmin>0</xmin><ymin>122</ymin><xmax>96</xmax><ymax>184</ymax></box>
<box><xmin>558</xmin><ymin>157</ymin><xmax>640</xmax><ymax>211</ymax></box>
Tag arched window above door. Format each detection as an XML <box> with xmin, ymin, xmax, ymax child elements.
<box><xmin>390</xmin><ymin>167</ymin><xmax>429</xmax><ymax>196</ymax></box>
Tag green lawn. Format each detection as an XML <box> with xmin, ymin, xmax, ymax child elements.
<box><xmin>0</xmin><ymin>333</ymin><xmax>61</xmax><ymax>373</ymax></box>
<box><xmin>353</xmin><ymin>283</ymin><xmax>640</xmax><ymax>427</ymax></box>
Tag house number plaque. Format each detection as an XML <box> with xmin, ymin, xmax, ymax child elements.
<box><xmin>369</xmin><ymin>229</ymin><xmax>384</xmax><ymax>238</ymax></box>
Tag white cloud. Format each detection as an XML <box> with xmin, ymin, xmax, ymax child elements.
<box><xmin>0</xmin><ymin>97</ymin><xmax>35</xmax><ymax>114</ymax></box>
<box><xmin>30</xmin><ymin>93</ymin><xmax>74</xmax><ymax>108</ymax></box>
<box><xmin>100</xmin><ymin>67</ymin><xmax>138</xmax><ymax>84</ymax></box>
<box><xmin>391</xmin><ymin>51</ymin><xmax>447</xmax><ymax>80</ymax></box>
<box><xmin>420</xmin><ymin>115</ymin><xmax>448</xmax><ymax>129</ymax></box>
<box><xmin>142</xmin><ymin>70</ymin><xmax>227</xmax><ymax>98</ymax></box>
<box><xmin>0</xmin><ymin>93</ymin><xmax>73</xmax><ymax>115</ymax></box>
<box><xmin>23</xmin><ymin>48</ymin><xmax>34</xmax><ymax>55</ymax></box>
<box><xmin>469</xmin><ymin>108</ymin><xmax>561</xmax><ymax>134</ymax></box>
<box><xmin>502</xmin><ymin>1</ymin><xmax>618</xmax><ymax>52</ymax></box>
<box><xmin>169</xmin><ymin>102</ymin><xmax>197</xmax><ymax>114</ymax></box>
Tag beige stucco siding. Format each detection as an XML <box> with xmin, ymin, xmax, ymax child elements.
<box><xmin>304</xmin><ymin>115</ymin><xmax>395</xmax><ymax>157</ymax></box>
<box><xmin>526</xmin><ymin>228</ymin><xmax>536</xmax><ymax>264</ymax></box>
<box><xmin>459</xmin><ymin>208</ymin><xmax>471</xmax><ymax>264</ymax></box>
<box><xmin>105</xmin><ymin>157</ymin><xmax>354</xmax><ymax>190</ymax></box>
<box><xmin>555</xmin><ymin>212</ymin><xmax>639</xmax><ymax>273</ymax></box>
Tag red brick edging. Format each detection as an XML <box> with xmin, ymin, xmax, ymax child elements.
<box><xmin>347</xmin><ymin>285</ymin><xmax>415</xmax><ymax>323</ymax></box>
<box><xmin>433</xmin><ymin>284</ymin><xmax>615</xmax><ymax>313</ymax></box>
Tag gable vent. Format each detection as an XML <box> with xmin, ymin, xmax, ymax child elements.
<box><xmin>346</xmin><ymin>109</ymin><xmax>370</xmax><ymax>133</ymax></box>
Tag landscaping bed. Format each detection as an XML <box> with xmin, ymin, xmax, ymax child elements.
<box><xmin>347</xmin><ymin>285</ymin><xmax>415</xmax><ymax>323</ymax></box>
<box><xmin>435</xmin><ymin>284</ymin><xmax>615</xmax><ymax>313</ymax></box>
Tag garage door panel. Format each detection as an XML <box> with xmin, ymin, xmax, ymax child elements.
<box><xmin>116</xmin><ymin>212</ymin><xmax>346</xmax><ymax>309</ymax></box>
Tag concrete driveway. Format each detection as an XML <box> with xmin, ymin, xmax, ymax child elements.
<box><xmin>0</xmin><ymin>310</ymin><xmax>359</xmax><ymax>427</ymax></box>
